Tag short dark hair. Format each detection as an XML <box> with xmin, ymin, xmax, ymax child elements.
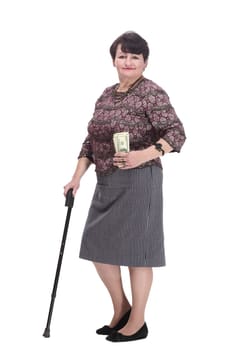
<box><xmin>110</xmin><ymin>31</ymin><xmax>149</xmax><ymax>61</ymax></box>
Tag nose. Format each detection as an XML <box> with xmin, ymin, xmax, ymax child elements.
<box><xmin>124</xmin><ymin>56</ymin><xmax>132</xmax><ymax>67</ymax></box>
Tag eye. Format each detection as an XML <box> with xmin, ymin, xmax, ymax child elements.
<box><xmin>118</xmin><ymin>55</ymin><xmax>126</xmax><ymax>59</ymax></box>
<box><xmin>132</xmin><ymin>55</ymin><xmax>140</xmax><ymax>59</ymax></box>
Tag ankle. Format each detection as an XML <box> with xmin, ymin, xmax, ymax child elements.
<box><xmin>109</xmin><ymin>307</ymin><xmax>131</xmax><ymax>327</ymax></box>
<box><xmin>113</xmin><ymin>302</ymin><xmax>131</xmax><ymax>317</ymax></box>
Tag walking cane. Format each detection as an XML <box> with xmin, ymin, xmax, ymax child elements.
<box><xmin>43</xmin><ymin>188</ymin><xmax>74</xmax><ymax>338</ymax></box>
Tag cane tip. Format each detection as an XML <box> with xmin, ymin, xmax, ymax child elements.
<box><xmin>43</xmin><ymin>328</ymin><xmax>50</xmax><ymax>338</ymax></box>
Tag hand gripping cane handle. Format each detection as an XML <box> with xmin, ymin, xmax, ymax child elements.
<box><xmin>65</xmin><ymin>188</ymin><xmax>74</xmax><ymax>208</ymax></box>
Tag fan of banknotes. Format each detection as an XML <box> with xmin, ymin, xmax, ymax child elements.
<box><xmin>113</xmin><ymin>132</ymin><xmax>130</xmax><ymax>152</ymax></box>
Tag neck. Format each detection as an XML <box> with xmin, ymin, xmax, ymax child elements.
<box><xmin>117</xmin><ymin>76</ymin><xmax>143</xmax><ymax>92</ymax></box>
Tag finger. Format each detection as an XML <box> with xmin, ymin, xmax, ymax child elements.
<box><xmin>119</xmin><ymin>160</ymin><xmax>129</xmax><ymax>169</ymax></box>
<box><xmin>114</xmin><ymin>152</ymin><xmax>128</xmax><ymax>157</ymax></box>
<box><xmin>113</xmin><ymin>157</ymin><xmax>126</xmax><ymax>162</ymax></box>
<box><xmin>113</xmin><ymin>160</ymin><xmax>126</xmax><ymax>166</ymax></box>
<box><xmin>113</xmin><ymin>157</ymin><xmax>127</xmax><ymax>163</ymax></box>
<box><xmin>115</xmin><ymin>161</ymin><xmax>125</xmax><ymax>168</ymax></box>
<box><xmin>73</xmin><ymin>186</ymin><xmax>79</xmax><ymax>197</ymax></box>
<box><xmin>120</xmin><ymin>165</ymin><xmax>130</xmax><ymax>170</ymax></box>
<box><xmin>64</xmin><ymin>185</ymin><xmax>74</xmax><ymax>196</ymax></box>
<box><xmin>63</xmin><ymin>186</ymin><xmax>68</xmax><ymax>196</ymax></box>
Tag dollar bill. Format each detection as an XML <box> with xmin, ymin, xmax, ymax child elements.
<box><xmin>113</xmin><ymin>132</ymin><xmax>130</xmax><ymax>152</ymax></box>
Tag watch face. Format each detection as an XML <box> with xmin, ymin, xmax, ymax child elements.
<box><xmin>155</xmin><ymin>143</ymin><xmax>164</xmax><ymax>155</ymax></box>
<box><xmin>155</xmin><ymin>143</ymin><xmax>162</xmax><ymax>150</ymax></box>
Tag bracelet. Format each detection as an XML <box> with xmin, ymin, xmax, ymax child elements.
<box><xmin>154</xmin><ymin>143</ymin><xmax>165</xmax><ymax>156</ymax></box>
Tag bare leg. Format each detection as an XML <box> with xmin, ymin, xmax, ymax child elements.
<box><xmin>119</xmin><ymin>267</ymin><xmax>153</xmax><ymax>335</ymax></box>
<box><xmin>94</xmin><ymin>262</ymin><xmax>131</xmax><ymax>327</ymax></box>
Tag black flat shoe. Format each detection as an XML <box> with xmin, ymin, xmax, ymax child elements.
<box><xmin>106</xmin><ymin>322</ymin><xmax>148</xmax><ymax>342</ymax></box>
<box><xmin>96</xmin><ymin>309</ymin><xmax>131</xmax><ymax>335</ymax></box>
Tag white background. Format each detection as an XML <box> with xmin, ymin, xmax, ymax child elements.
<box><xmin>0</xmin><ymin>0</ymin><xmax>232</xmax><ymax>349</ymax></box>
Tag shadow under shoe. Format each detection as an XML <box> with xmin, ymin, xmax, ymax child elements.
<box><xmin>106</xmin><ymin>322</ymin><xmax>148</xmax><ymax>342</ymax></box>
<box><xmin>96</xmin><ymin>309</ymin><xmax>131</xmax><ymax>335</ymax></box>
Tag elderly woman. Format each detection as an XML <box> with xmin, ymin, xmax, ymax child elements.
<box><xmin>64</xmin><ymin>31</ymin><xmax>186</xmax><ymax>342</ymax></box>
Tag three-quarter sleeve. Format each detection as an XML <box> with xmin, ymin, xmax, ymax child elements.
<box><xmin>145</xmin><ymin>89</ymin><xmax>186</xmax><ymax>152</ymax></box>
<box><xmin>78</xmin><ymin>134</ymin><xmax>94</xmax><ymax>162</ymax></box>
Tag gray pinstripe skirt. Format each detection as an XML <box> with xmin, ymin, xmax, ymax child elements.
<box><xmin>79</xmin><ymin>165</ymin><xmax>165</xmax><ymax>267</ymax></box>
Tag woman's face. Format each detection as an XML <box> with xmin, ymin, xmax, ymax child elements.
<box><xmin>113</xmin><ymin>44</ymin><xmax>147</xmax><ymax>80</ymax></box>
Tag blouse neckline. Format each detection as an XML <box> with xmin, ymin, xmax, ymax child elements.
<box><xmin>113</xmin><ymin>76</ymin><xmax>145</xmax><ymax>98</ymax></box>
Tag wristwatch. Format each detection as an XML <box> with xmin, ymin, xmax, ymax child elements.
<box><xmin>154</xmin><ymin>143</ymin><xmax>165</xmax><ymax>156</ymax></box>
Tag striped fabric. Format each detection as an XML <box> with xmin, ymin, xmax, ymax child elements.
<box><xmin>79</xmin><ymin>165</ymin><xmax>165</xmax><ymax>267</ymax></box>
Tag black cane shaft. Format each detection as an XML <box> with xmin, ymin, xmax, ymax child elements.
<box><xmin>51</xmin><ymin>207</ymin><xmax>72</xmax><ymax>299</ymax></box>
<box><xmin>43</xmin><ymin>189</ymin><xmax>74</xmax><ymax>338</ymax></box>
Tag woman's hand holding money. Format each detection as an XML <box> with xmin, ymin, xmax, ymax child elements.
<box><xmin>113</xmin><ymin>141</ymin><xmax>170</xmax><ymax>169</ymax></box>
<box><xmin>113</xmin><ymin>150</ymin><xmax>149</xmax><ymax>169</ymax></box>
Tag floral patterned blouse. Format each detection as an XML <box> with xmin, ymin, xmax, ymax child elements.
<box><xmin>78</xmin><ymin>77</ymin><xmax>186</xmax><ymax>175</ymax></box>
